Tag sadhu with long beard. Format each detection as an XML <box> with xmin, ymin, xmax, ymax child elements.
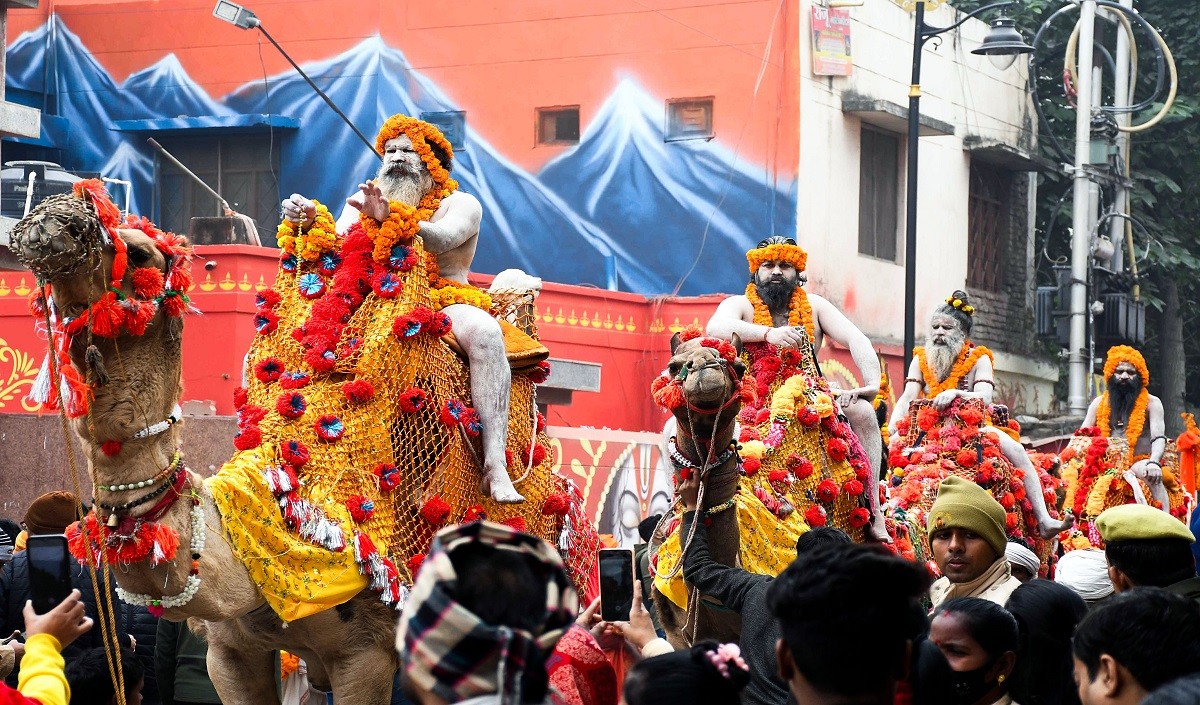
<box><xmin>890</xmin><ymin>291</ymin><xmax>1068</xmax><ymax>537</ymax></box>
<box><xmin>280</xmin><ymin>115</ymin><xmax>524</xmax><ymax>504</ymax></box>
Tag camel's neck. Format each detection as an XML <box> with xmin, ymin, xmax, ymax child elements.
<box><xmin>672</xmin><ymin>409</ymin><xmax>739</xmax><ymax>508</ymax></box>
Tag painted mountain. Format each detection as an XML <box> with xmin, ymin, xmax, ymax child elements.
<box><xmin>5</xmin><ymin>22</ymin><xmax>794</xmax><ymax>295</ymax></box>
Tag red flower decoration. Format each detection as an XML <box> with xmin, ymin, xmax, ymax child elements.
<box><xmin>542</xmin><ymin>493</ymin><xmax>570</xmax><ymax>517</ymax></box>
<box><xmin>406</xmin><ymin>553</ymin><xmax>426</xmax><ymax>578</ymax></box>
<box><xmin>529</xmin><ymin>361</ymin><xmax>552</xmax><ymax>385</ymax></box>
<box><xmin>255</xmin><ymin>289</ymin><xmax>282</xmax><ymax>309</ymax></box>
<box><xmin>279</xmin><ymin>372</ymin><xmax>311</xmax><ymax>390</ymax></box>
<box><xmin>805</xmin><ymin>505</ymin><xmax>828</xmax><ymax>527</ymax></box>
<box><xmin>282</xmin><ymin>440</ymin><xmax>310</xmax><ymax>467</ymax></box>
<box><xmin>520</xmin><ymin>443</ymin><xmax>548</xmax><ymax>467</ymax></box>
<box><xmin>276</xmin><ymin>392</ymin><xmax>307</xmax><ymax>419</ymax></box>
<box><xmin>463</xmin><ymin>505</ymin><xmax>487</xmax><ymax>523</ymax></box>
<box><xmin>888</xmin><ymin>448</ymin><xmax>910</xmax><ymax>469</ymax></box>
<box><xmin>827</xmin><ymin>437</ymin><xmax>850</xmax><ymax>462</ymax></box>
<box><xmin>131</xmin><ymin>267</ymin><xmax>165</xmax><ymax>299</ymax></box>
<box><xmin>1005</xmin><ymin>512</ymin><xmax>1020</xmax><ymax>531</ymax></box>
<box><xmin>101</xmin><ymin>440</ymin><xmax>122</xmax><ymax>457</ymax></box>
<box><xmin>999</xmin><ymin>492</ymin><xmax>1016</xmax><ymax>510</ymax></box>
<box><xmin>254</xmin><ymin>308</ymin><xmax>279</xmax><ymax>336</ymax></box>
<box><xmin>843</xmin><ymin>479</ymin><xmax>865</xmax><ymax>497</ymax></box>
<box><xmin>957</xmin><ymin>406</ymin><xmax>985</xmax><ymax>427</ymax></box>
<box><xmin>797</xmin><ymin>407</ymin><xmax>820</xmax><ymax>427</ymax></box>
<box><xmin>502</xmin><ymin>516</ymin><xmax>528</xmax><ymax>533</ymax></box>
<box><xmin>793</xmin><ymin>457</ymin><xmax>815</xmax><ymax>480</ymax></box>
<box><xmin>440</xmin><ymin>399</ymin><xmax>467</xmax><ymax>426</ymax></box>
<box><xmin>233</xmin><ymin>386</ymin><xmax>248</xmax><ymax>409</ymax></box>
<box><xmin>342</xmin><ymin>380</ymin><xmax>375</xmax><ymax>404</ymax></box>
<box><xmin>738</xmin><ymin>427</ymin><xmax>761</xmax><ymax>443</ymax></box>
<box><xmin>233</xmin><ymin>424</ymin><xmax>262</xmax><ymax>450</ymax></box>
<box><xmin>393</xmin><ymin>314</ymin><xmax>423</xmax><ymax>339</ymax></box>
<box><xmin>374</xmin><ymin>463</ymin><xmax>401</xmax><ymax>492</ymax></box>
<box><xmin>254</xmin><ymin>357</ymin><xmax>285</xmax><ymax>383</ymax></box>
<box><xmin>742</xmin><ymin>457</ymin><xmax>761</xmax><ymax>475</ymax></box>
<box><xmin>314</xmin><ymin>415</ymin><xmax>345</xmax><ymax>442</ymax></box>
<box><xmin>955</xmin><ymin>448</ymin><xmax>979</xmax><ymax>468</ymax></box>
<box><xmin>917</xmin><ymin>407</ymin><xmax>940</xmax><ymax>432</ymax></box>
<box><xmin>849</xmin><ymin>507</ymin><xmax>871</xmax><ymax>528</ymax></box>
<box><xmin>817</xmin><ymin>479</ymin><xmax>839</xmax><ymax>504</ymax></box>
<box><xmin>399</xmin><ymin>387</ymin><xmax>428</xmax><ymax>413</ymax></box>
<box><xmin>238</xmin><ymin>404</ymin><xmax>268</xmax><ymax>427</ymax></box>
<box><xmin>346</xmin><ymin>495</ymin><xmax>376</xmax><ymax>523</ymax></box>
<box><xmin>421</xmin><ymin>496</ymin><xmax>452</xmax><ymax>526</ymax></box>
<box><xmin>426</xmin><ymin>311</ymin><xmax>453</xmax><ymax>337</ymax></box>
<box><xmin>536</xmin><ymin>412</ymin><xmax>547</xmax><ymax>434</ymax></box>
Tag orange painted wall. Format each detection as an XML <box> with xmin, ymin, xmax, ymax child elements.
<box><xmin>9</xmin><ymin>0</ymin><xmax>799</xmax><ymax>176</ymax></box>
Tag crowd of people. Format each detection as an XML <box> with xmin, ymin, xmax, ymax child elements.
<box><xmin>6</xmin><ymin>469</ymin><xmax>1200</xmax><ymax>705</ymax></box>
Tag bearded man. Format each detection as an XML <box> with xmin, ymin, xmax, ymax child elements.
<box><xmin>281</xmin><ymin>115</ymin><xmax>524</xmax><ymax>503</ymax></box>
<box><xmin>890</xmin><ymin>291</ymin><xmax>1066</xmax><ymax>537</ymax></box>
<box><xmin>1080</xmin><ymin>345</ymin><xmax>1169</xmax><ymax>508</ymax></box>
<box><xmin>707</xmin><ymin>236</ymin><xmax>888</xmax><ymax>541</ymax></box>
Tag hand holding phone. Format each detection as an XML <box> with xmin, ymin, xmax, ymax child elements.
<box><xmin>23</xmin><ymin>589</ymin><xmax>92</xmax><ymax>649</ymax></box>
<box><xmin>598</xmin><ymin>548</ymin><xmax>635</xmax><ymax>623</ymax></box>
<box><xmin>26</xmin><ymin>534</ymin><xmax>72</xmax><ymax>614</ymax></box>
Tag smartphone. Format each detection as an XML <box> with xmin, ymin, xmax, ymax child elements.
<box><xmin>598</xmin><ymin>548</ymin><xmax>635</xmax><ymax>622</ymax></box>
<box><xmin>27</xmin><ymin>534</ymin><xmax>72</xmax><ymax>615</ymax></box>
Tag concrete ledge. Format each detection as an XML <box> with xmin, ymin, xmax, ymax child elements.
<box><xmin>0</xmin><ymin>101</ymin><xmax>40</xmax><ymax>139</ymax></box>
<box><xmin>841</xmin><ymin>93</ymin><xmax>955</xmax><ymax>137</ymax></box>
<box><xmin>992</xmin><ymin>351</ymin><xmax>1059</xmax><ymax>416</ymax></box>
<box><xmin>540</xmin><ymin>357</ymin><xmax>601</xmax><ymax>393</ymax></box>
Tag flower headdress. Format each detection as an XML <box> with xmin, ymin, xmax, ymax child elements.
<box><xmin>933</xmin><ymin>289</ymin><xmax>975</xmax><ymax>335</ymax></box>
<box><xmin>747</xmin><ymin>236</ymin><xmax>808</xmax><ymax>275</ymax></box>
<box><xmin>1103</xmin><ymin>345</ymin><xmax>1149</xmax><ymax>386</ymax></box>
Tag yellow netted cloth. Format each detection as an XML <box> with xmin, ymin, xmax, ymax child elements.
<box><xmin>216</xmin><ymin>227</ymin><xmax>588</xmax><ymax>621</ymax></box>
<box><xmin>653</xmin><ymin>481</ymin><xmax>810</xmax><ymax>609</ymax></box>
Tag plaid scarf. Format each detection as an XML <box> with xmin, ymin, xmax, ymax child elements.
<box><xmin>397</xmin><ymin>521</ymin><xmax>579</xmax><ymax>704</ymax></box>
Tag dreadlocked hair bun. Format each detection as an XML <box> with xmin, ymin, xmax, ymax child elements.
<box><xmin>936</xmin><ymin>290</ymin><xmax>975</xmax><ymax>334</ymax></box>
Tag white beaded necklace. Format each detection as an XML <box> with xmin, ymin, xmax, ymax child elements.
<box><xmin>115</xmin><ymin>494</ymin><xmax>205</xmax><ymax>613</ymax></box>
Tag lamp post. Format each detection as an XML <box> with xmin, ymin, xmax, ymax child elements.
<box><xmin>212</xmin><ymin>0</ymin><xmax>381</xmax><ymax>160</ymax></box>
<box><xmin>902</xmin><ymin>2</ymin><xmax>1034</xmax><ymax>370</ymax></box>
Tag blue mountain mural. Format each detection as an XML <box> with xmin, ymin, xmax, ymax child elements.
<box><xmin>5</xmin><ymin>21</ymin><xmax>795</xmax><ymax>296</ymax></box>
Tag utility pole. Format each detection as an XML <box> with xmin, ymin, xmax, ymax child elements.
<box><xmin>1109</xmin><ymin>0</ymin><xmax>1134</xmax><ymax>276</ymax></box>
<box><xmin>1067</xmin><ymin>0</ymin><xmax>1098</xmax><ymax>415</ymax></box>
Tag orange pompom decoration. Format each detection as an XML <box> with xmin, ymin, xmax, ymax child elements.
<box><xmin>131</xmin><ymin>267</ymin><xmax>165</xmax><ymax>299</ymax></box>
<box><xmin>956</xmin><ymin>448</ymin><xmax>979</xmax><ymax>468</ymax></box>
<box><xmin>542</xmin><ymin>493</ymin><xmax>571</xmax><ymax>517</ymax></box>
<box><xmin>742</xmin><ymin>457</ymin><xmax>761</xmax><ymax>475</ymax></box>
<box><xmin>90</xmin><ymin>292</ymin><xmax>126</xmax><ymax>338</ymax></box>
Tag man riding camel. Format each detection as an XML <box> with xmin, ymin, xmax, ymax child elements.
<box><xmin>1080</xmin><ymin>345</ymin><xmax>1170</xmax><ymax>510</ymax></box>
<box><xmin>281</xmin><ymin>115</ymin><xmax>523</xmax><ymax>504</ymax></box>
<box><xmin>707</xmin><ymin>235</ymin><xmax>888</xmax><ymax>541</ymax></box>
<box><xmin>890</xmin><ymin>291</ymin><xmax>1067</xmax><ymax>538</ymax></box>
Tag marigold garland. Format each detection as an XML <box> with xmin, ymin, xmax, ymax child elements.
<box><xmin>915</xmin><ymin>343</ymin><xmax>994</xmax><ymax>396</ymax></box>
<box><xmin>746</xmin><ymin>283</ymin><xmax>814</xmax><ymax>342</ymax></box>
<box><xmin>746</xmin><ymin>241</ymin><xmax>808</xmax><ymax>274</ymax></box>
<box><xmin>429</xmin><ymin>281</ymin><xmax>493</xmax><ymax>312</ymax></box>
<box><xmin>277</xmin><ymin>201</ymin><xmax>337</xmax><ymax>262</ymax></box>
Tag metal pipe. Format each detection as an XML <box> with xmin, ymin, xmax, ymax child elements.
<box><xmin>902</xmin><ymin>1</ymin><xmax>926</xmax><ymax>373</ymax></box>
<box><xmin>146</xmin><ymin>138</ymin><xmax>229</xmax><ymax>211</ymax></box>
<box><xmin>1109</xmin><ymin>0</ymin><xmax>1133</xmax><ymax>277</ymax></box>
<box><xmin>100</xmin><ymin>176</ymin><xmax>132</xmax><ymax>215</ymax></box>
<box><xmin>23</xmin><ymin>171</ymin><xmax>36</xmax><ymax>216</ymax></box>
<box><xmin>1067</xmin><ymin>0</ymin><xmax>1098</xmax><ymax>414</ymax></box>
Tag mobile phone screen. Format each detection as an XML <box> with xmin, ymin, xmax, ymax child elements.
<box><xmin>27</xmin><ymin>534</ymin><xmax>72</xmax><ymax>615</ymax></box>
<box><xmin>598</xmin><ymin>548</ymin><xmax>634</xmax><ymax>622</ymax></box>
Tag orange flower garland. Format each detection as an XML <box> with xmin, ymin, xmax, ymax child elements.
<box><xmin>914</xmin><ymin>343</ymin><xmax>994</xmax><ymax>396</ymax></box>
<box><xmin>277</xmin><ymin>201</ymin><xmax>337</xmax><ymax>261</ymax></box>
<box><xmin>1098</xmin><ymin>345</ymin><xmax>1151</xmax><ymax>462</ymax></box>
<box><xmin>746</xmin><ymin>283</ymin><xmax>815</xmax><ymax>342</ymax></box>
<box><xmin>746</xmin><ymin>242</ymin><xmax>808</xmax><ymax>274</ymax></box>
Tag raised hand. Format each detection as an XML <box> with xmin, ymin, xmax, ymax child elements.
<box><xmin>280</xmin><ymin>194</ymin><xmax>316</xmax><ymax>227</ymax></box>
<box><xmin>347</xmin><ymin>180</ymin><xmax>389</xmax><ymax>223</ymax></box>
<box><xmin>23</xmin><ymin>589</ymin><xmax>92</xmax><ymax>649</ymax></box>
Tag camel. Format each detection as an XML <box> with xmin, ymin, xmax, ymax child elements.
<box><xmin>649</xmin><ymin>332</ymin><xmax>747</xmax><ymax>647</ymax></box>
<box><xmin>11</xmin><ymin>185</ymin><xmax>588</xmax><ymax>704</ymax></box>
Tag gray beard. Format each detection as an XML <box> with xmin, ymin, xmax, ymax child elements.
<box><xmin>375</xmin><ymin>169</ymin><xmax>432</xmax><ymax>208</ymax></box>
<box><xmin>925</xmin><ymin>329</ymin><xmax>967</xmax><ymax>382</ymax></box>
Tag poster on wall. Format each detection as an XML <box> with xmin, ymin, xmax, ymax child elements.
<box><xmin>811</xmin><ymin>6</ymin><xmax>853</xmax><ymax>76</ymax></box>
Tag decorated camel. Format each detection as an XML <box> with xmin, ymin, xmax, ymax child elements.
<box><xmin>12</xmin><ymin>172</ymin><xmax>596</xmax><ymax>703</ymax></box>
<box><xmin>649</xmin><ymin>327</ymin><xmax>872</xmax><ymax>646</ymax></box>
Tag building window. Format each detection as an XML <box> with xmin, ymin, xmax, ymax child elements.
<box><xmin>665</xmin><ymin>97</ymin><xmax>714</xmax><ymax>142</ymax></box>
<box><xmin>967</xmin><ymin>163</ymin><xmax>1012</xmax><ymax>292</ymax></box>
<box><xmin>537</xmin><ymin>106</ymin><xmax>581</xmax><ymax>145</ymax></box>
<box><xmin>419</xmin><ymin>111</ymin><xmax>466</xmax><ymax>150</ymax></box>
<box><xmin>858</xmin><ymin>125</ymin><xmax>900</xmax><ymax>261</ymax></box>
<box><xmin>155</xmin><ymin>134</ymin><xmax>279</xmax><ymax>245</ymax></box>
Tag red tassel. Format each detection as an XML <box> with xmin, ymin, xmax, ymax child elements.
<box><xmin>541</xmin><ymin>493</ymin><xmax>570</xmax><ymax>517</ymax></box>
<box><xmin>420</xmin><ymin>496</ymin><xmax>452</xmax><ymax>526</ymax></box>
<box><xmin>406</xmin><ymin>553</ymin><xmax>426</xmax><ymax>578</ymax></box>
<box><xmin>100</xmin><ymin>440</ymin><xmax>122</xmax><ymax>457</ymax></box>
<box><xmin>131</xmin><ymin>267</ymin><xmax>165</xmax><ymax>299</ymax></box>
<box><xmin>502</xmin><ymin>516</ymin><xmax>528</xmax><ymax>533</ymax></box>
<box><xmin>90</xmin><ymin>292</ymin><xmax>126</xmax><ymax>338</ymax></box>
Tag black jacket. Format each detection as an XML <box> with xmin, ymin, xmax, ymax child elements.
<box><xmin>122</xmin><ymin>602</ymin><xmax>162</xmax><ymax>704</ymax></box>
<box><xmin>0</xmin><ymin>552</ymin><xmax>130</xmax><ymax>687</ymax></box>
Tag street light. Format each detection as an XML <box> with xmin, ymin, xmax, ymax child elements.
<box><xmin>212</xmin><ymin>0</ymin><xmax>381</xmax><ymax>160</ymax></box>
<box><xmin>902</xmin><ymin>1</ymin><xmax>1034</xmax><ymax>371</ymax></box>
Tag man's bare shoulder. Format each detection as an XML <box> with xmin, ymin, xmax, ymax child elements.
<box><xmin>714</xmin><ymin>294</ymin><xmax>753</xmax><ymax>313</ymax></box>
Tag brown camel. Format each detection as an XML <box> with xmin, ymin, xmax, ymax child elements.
<box><xmin>649</xmin><ymin>332</ymin><xmax>746</xmax><ymax>648</ymax></box>
<box><xmin>12</xmin><ymin>194</ymin><xmax>400</xmax><ymax>704</ymax></box>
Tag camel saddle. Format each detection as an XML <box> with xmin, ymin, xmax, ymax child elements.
<box><xmin>442</xmin><ymin>319</ymin><xmax>550</xmax><ymax>372</ymax></box>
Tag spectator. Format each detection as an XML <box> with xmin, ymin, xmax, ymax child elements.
<box><xmin>1004</xmin><ymin>580</ymin><xmax>1086</xmax><ymax>705</ymax></box>
<box><xmin>632</xmin><ymin>515</ymin><xmax>661</xmax><ymax>634</ymax></box>
<box><xmin>1143</xmin><ymin>674</ymin><xmax>1200</xmax><ymax>705</ymax></box>
<box><xmin>545</xmin><ymin>625</ymin><xmax>617</xmax><ymax>705</ymax></box>
<box><xmin>1004</xmin><ymin>539</ymin><xmax>1039</xmax><ymax>583</ymax></box>
<box><xmin>1072</xmin><ymin>588</ymin><xmax>1200</xmax><ymax>705</ymax></box>
<box><xmin>120</xmin><ymin>605</ymin><xmax>158</xmax><ymax>705</ymax></box>
<box><xmin>677</xmin><ymin>469</ymin><xmax>850</xmax><ymax>705</ymax></box>
<box><xmin>64</xmin><ymin>647</ymin><xmax>144</xmax><ymax>705</ymax></box>
<box><xmin>0</xmin><ymin>522</ymin><xmax>20</xmax><ymax>549</ymax></box>
<box><xmin>623</xmin><ymin>641</ymin><xmax>750</xmax><ymax>705</ymax></box>
<box><xmin>1</xmin><ymin>589</ymin><xmax>94</xmax><ymax>705</ymax></box>
<box><xmin>768</xmin><ymin>542</ymin><xmax>930</xmax><ymax>705</ymax></box>
<box><xmin>155</xmin><ymin>621</ymin><xmax>219</xmax><ymax>705</ymax></box>
<box><xmin>1053</xmin><ymin>550</ymin><xmax>1114</xmax><ymax>608</ymax></box>
<box><xmin>929</xmin><ymin>598</ymin><xmax>1018</xmax><ymax>705</ymax></box>
<box><xmin>926</xmin><ymin>477</ymin><xmax>1021</xmax><ymax>608</ymax></box>
<box><xmin>396</xmin><ymin>521</ymin><xmax>577</xmax><ymax>705</ymax></box>
<box><xmin>1</xmin><ymin>493</ymin><xmax>128</xmax><ymax>687</ymax></box>
<box><xmin>1095</xmin><ymin>504</ymin><xmax>1200</xmax><ymax>602</ymax></box>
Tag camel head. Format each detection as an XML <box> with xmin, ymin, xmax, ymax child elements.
<box><xmin>656</xmin><ymin>332</ymin><xmax>746</xmax><ymax>420</ymax></box>
<box><xmin>11</xmin><ymin>183</ymin><xmax>192</xmax><ymax>445</ymax></box>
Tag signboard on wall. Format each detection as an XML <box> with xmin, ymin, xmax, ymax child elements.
<box><xmin>811</xmin><ymin>6</ymin><xmax>853</xmax><ymax>76</ymax></box>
